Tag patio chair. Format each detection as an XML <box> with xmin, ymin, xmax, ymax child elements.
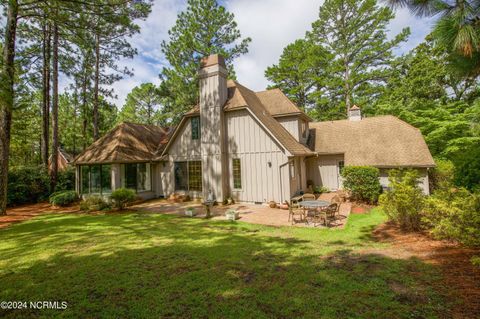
<box><xmin>288</xmin><ymin>202</ymin><xmax>305</xmax><ymax>225</ymax></box>
<box><xmin>302</xmin><ymin>193</ymin><xmax>316</xmax><ymax>201</ymax></box>
<box><xmin>324</xmin><ymin>203</ymin><xmax>339</xmax><ymax>226</ymax></box>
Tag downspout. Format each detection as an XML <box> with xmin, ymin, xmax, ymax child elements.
<box><xmin>279</xmin><ymin>160</ymin><xmax>290</xmax><ymax>204</ymax></box>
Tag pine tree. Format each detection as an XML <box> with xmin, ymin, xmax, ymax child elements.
<box><xmin>307</xmin><ymin>0</ymin><xmax>409</xmax><ymax>118</ymax></box>
<box><xmin>118</xmin><ymin>83</ymin><xmax>166</xmax><ymax>126</ymax></box>
<box><xmin>265</xmin><ymin>39</ymin><xmax>331</xmax><ymax>112</ymax></box>
<box><xmin>159</xmin><ymin>0</ymin><xmax>251</xmax><ymax>121</ymax></box>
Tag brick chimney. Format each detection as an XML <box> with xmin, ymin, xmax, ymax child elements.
<box><xmin>198</xmin><ymin>54</ymin><xmax>228</xmax><ymax>202</ymax></box>
<box><xmin>348</xmin><ymin>105</ymin><xmax>362</xmax><ymax>121</ymax></box>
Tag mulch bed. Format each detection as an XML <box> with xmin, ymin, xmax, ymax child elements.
<box><xmin>371</xmin><ymin>222</ymin><xmax>480</xmax><ymax>319</ymax></box>
<box><xmin>0</xmin><ymin>202</ymin><xmax>80</xmax><ymax>229</ymax></box>
<box><xmin>350</xmin><ymin>203</ymin><xmax>374</xmax><ymax>214</ymax></box>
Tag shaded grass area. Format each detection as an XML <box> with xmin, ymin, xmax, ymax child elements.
<box><xmin>0</xmin><ymin>209</ymin><xmax>449</xmax><ymax>318</ymax></box>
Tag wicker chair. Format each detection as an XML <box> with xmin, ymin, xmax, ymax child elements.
<box><xmin>288</xmin><ymin>202</ymin><xmax>305</xmax><ymax>225</ymax></box>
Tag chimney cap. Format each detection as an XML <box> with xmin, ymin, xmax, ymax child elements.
<box><xmin>200</xmin><ymin>54</ymin><xmax>226</xmax><ymax>68</ymax></box>
<box><xmin>350</xmin><ymin>104</ymin><xmax>360</xmax><ymax>110</ymax></box>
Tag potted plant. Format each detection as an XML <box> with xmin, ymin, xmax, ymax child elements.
<box><xmin>185</xmin><ymin>207</ymin><xmax>196</xmax><ymax>217</ymax></box>
<box><xmin>269</xmin><ymin>200</ymin><xmax>277</xmax><ymax>208</ymax></box>
<box><xmin>225</xmin><ymin>209</ymin><xmax>239</xmax><ymax>221</ymax></box>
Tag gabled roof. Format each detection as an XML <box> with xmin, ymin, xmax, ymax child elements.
<box><xmin>74</xmin><ymin>122</ymin><xmax>168</xmax><ymax>164</ymax></box>
<box><xmin>255</xmin><ymin>89</ymin><xmax>311</xmax><ymax>121</ymax></box>
<box><xmin>160</xmin><ymin>80</ymin><xmax>313</xmax><ymax>157</ymax></box>
<box><xmin>310</xmin><ymin>116</ymin><xmax>435</xmax><ymax>168</ymax></box>
<box><xmin>230</xmin><ymin>82</ymin><xmax>312</xmax><ymax>156</ymax></box>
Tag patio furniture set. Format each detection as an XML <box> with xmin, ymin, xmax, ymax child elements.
<box><xmin>288</xmin><ymin>193</ymin><xmax>341</xmax><ymax>227</ymax></box>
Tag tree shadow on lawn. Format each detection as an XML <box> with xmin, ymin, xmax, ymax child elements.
<box><xmin>0</xmin><ymin>214</ymin><xmax>452</xmax><ymax>319</ymax></box>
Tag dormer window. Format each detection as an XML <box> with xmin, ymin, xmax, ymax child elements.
<box><xmin>191</xmin><ymin>116</ymin><xmax>200</xmax><ymax>140</ymax></box>
<box><xmin>301</xmin><ymin>120</ymin><xmax>307</xmax><ymax>138</ymax></box>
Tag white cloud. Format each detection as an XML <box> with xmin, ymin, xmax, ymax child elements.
<box><xmin>227</xmin><ymin>0</ymin><xmax>321</xmax><ymax>91</ymax></box>
<box><xmin>107</xmin><ymin>0</ymin><xmax>184</xmax><ymax>107</ymax></box>
<box><xmin>104</xmin><ymin>0</ymin><xmax>433</xmax><ymax>107</ymax></box>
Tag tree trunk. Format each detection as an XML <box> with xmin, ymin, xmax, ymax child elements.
<box><xmin>50</xmin><ymin>21</ymin><xmax>59</xmax><ymax>193</ymax></box>
<box><xmin>81</xmin><ymin>67</ymin><xmax>88</xmax><ymax>150</ymax></box>
<box><xmin>42</xmin><ymin>22</ymin><xmax>51</xmax><ymax>169</ymax></box>
<box><xmin>0</xmin><ymin>0</ymin><xmax>18</xmax><ymax>215</ymax></box>
<box><xmin>93</xmin><ymin>32</ymin><xmax>100</xmax><ymax>140</ymax></box>
<box><xmin>344</xmin><ymin>58</ymin><xmax>351</xmax><ymax>115</ymax></box>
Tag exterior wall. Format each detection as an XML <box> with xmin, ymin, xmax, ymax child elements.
<box><xmin>277</xmin><ymin>116</ymin><xmax>300</xmax><ymax>141</ymax></box>
<box><xmin>306</xmin><ymin>155</ymin><xmax>344</xmax><ymax>191</ymax></box>
<box><xmin>225</xmin><ymin>109</ymin><xmax>290</xmax><ymax>203</ymax></box>
<box><xmin>379</xmin><ymin>168</ymin><xmax>430</xmax><ymax>195</ymax></box>
<box><xmin>276</xmin><ymin>116</ymin><xmax>309</xmax><ymax>144</ymax></box>
<box><xmin>168</xmin><ymin>118</ymin><xmax>201</xmax><ymax>160</ymax></box>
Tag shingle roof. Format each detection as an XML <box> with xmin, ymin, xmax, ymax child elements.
<box><xmin>309</xmin><ymin>116</ymin><xmax>435</xmax><ymax>167</ymax></box>
<box><xmin>167</xmin><ymin>80</ymin><xmax>313</xmax><ymax>156</ymax></box>
<box><xmin>255</xmin><ymin>89</ymin><xmax>310</xmax><ymax>120</ymax></box>
<box><xmin>74</xmin><ymin>122</ymin><xmax>168</xmax><ymax>164</ymax></box>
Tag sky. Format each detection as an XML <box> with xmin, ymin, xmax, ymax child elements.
<box><xmin>107</xmin><ymin>0</ymin><xmax>436</xmax><ymax>108</ymax></box>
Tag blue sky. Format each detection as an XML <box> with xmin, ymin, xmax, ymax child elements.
<box><xmin>108</xmin><ymin>0</ymin><xmax>435</xmax><ymax>107</ymax></box>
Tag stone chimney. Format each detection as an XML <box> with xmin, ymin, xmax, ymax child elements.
<box><xmin>198</xmin><ymin>54</ymin><xmax>228</xmax><ymax>202</ymax></box>
<box><xmin>348</xmin><ymin>105</ymin><xmax>362</xmax><ymax>121</ymax></box>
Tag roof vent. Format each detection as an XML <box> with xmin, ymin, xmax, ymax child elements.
<box><xmin>348</xmin><ymin>105</ymin><xmax>361</xmax><ymax>121</ymax></box>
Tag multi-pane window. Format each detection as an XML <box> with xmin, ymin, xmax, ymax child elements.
<box><xmin>191</xmin><ymin>116</ymin><xmax>200</xmax><ymax>140</ymax></box>
<box><xmin>80</xmin><ymin>165</ymin><xmax>111</xmax><ymax>195</ymax></box>
<box><xmin>174</xmin><ymin>162</ymin><xmax>188</xmax><ymax>191</ymax></box>
<box><xmin>124</xmin><ymin>163</ymin><xmax>151</xmax><ymax>192</ymax></box>
<box><xmin>174</xmin><ymin>161</ymin><xmax>202</xmax><ymax>191</ymax></box>
<box><xmin>232</xmin><ymin>159</ymin><xmax>242</xmax><ymax>189</ymax></box>
<box><xmin>188</xmin><ymin>161</ymin><xmax>202</xmax><ymax>191</ymax></box>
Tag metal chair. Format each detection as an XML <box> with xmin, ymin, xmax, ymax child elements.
<box><xmin>324</xmin><ymin>203</ymin><xmax>339</xmax><ymax>226</ymax></box>
<box><xmin>302</xmin><ymin>193</ymin><xmax>316</xmax><ymax>201</ymax></box>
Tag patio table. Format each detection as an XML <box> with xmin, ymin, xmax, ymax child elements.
<box><xmin>300</xmin><ymin>200</ymin><xmax>330</xmax><ymax>225</ymax></box>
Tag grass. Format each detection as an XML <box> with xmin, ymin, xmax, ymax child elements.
<box><xmin>0</xmin><ymin>208</ymin><xmax>449</xmax><ymax>318</ymax></box>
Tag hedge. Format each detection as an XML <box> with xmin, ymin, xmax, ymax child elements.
<box><xmin>341</xmin><ymin>166</ymin><xmax>382</xmax><ymax>204</ymax></box>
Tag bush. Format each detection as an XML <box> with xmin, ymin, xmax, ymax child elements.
<box><xmin>422</xmin><ymin>188</ymin><xmax>480</xmax><ymax>247</ymax></box>
<box><xmin>428</xmin><ymin>159</ymin><xmax>455</xmax><ymax>192</ymax></box>
<box><xmin>80</xmin><ymin>195</ymin><xmax>110</xmax><ymax>211</ymax></box>
<box><xmin>110</xmin><ymin>188</ymin><xmax>136</xmax><ymax>210</ymax></box>
<box><xmin>379</xmin><ymin>169</ymin><xmax>425</xmax><ymax>231</ymax></box>
<box><xmin>7</xmin><ymin>166</ymin><xmax>50</xmax><ymax>206</ymax></box>
<box><xmin>341</xmin><ymin>166</ymin><xmax>382</xmax><ymax>204</ymax></box>
<box><xmin>56</xmin><ymin>167</ymin><xmax>76</xmax><ymax>192</ymax></box>
<box><xmin>313</xmin><ymin>186</ymin><xmax>328</xmax><ymax>194</ymax></box>
<box><xmin>49</xmin><ymin>190</ymin><xmax>78</xmax><ymax>207</ymax></box>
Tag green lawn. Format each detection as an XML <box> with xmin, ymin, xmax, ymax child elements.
<box><xmin>0</xmin><ymin>209</ymin><xmax>449</xmax><ymax>318</ymax></box>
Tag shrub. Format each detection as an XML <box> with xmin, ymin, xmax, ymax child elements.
<box><xmin>341</xmin><ymin>166</ymin><xmax>382</xmax><ymax>204</ymax></box>
<box><xmin>80</xmin><ymin>195</ymin><xmax>110</xmax><ymax>211</ymax></box>
<box><xmin>313</xmin><ymin>186</ymin><xmax>328</xmax><ymax>194</ymax></box>
<box><xmin>56</xmin><ymin>167</ymin><xmax>76</xmax><ymax>192</ymax></box>
<box><xmin>110</xmin><ymin>188</ymin><xmax>136</xmax><ymax>210</ymax></box>
<box><xmin>379</xmin><ymin>169</ymin><xmax>425</xmax><ymax>231</ymax></box>
<box><xmin>422</xmin><ymin>188</ymin><xmax>480</xmax><ymax>247</ymax></box>
<box><xmin>428</xmin><ymin>159</ymin><xmax>455</xmax><ymax>192</ymax></box>
<box><xmin>49</xmin><ymin>190</ymin><xmax>78</xmax><ymax>207</ymax></box>
<box><xmin>7</xmin><ymin>166</ymin><xmax>50</xmax><ymax>206</ymax></box>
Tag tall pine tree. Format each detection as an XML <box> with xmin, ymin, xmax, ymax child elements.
<box><xmin>159</xmin><ymin>0</ymin><xmax>251</xmax><ymax>121</ymax></box>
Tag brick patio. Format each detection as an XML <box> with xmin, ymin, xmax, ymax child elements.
<box><xmin>132</xmin><ymin>193</ymin><xmax>352</xmax><ymax>228</ymax></box>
